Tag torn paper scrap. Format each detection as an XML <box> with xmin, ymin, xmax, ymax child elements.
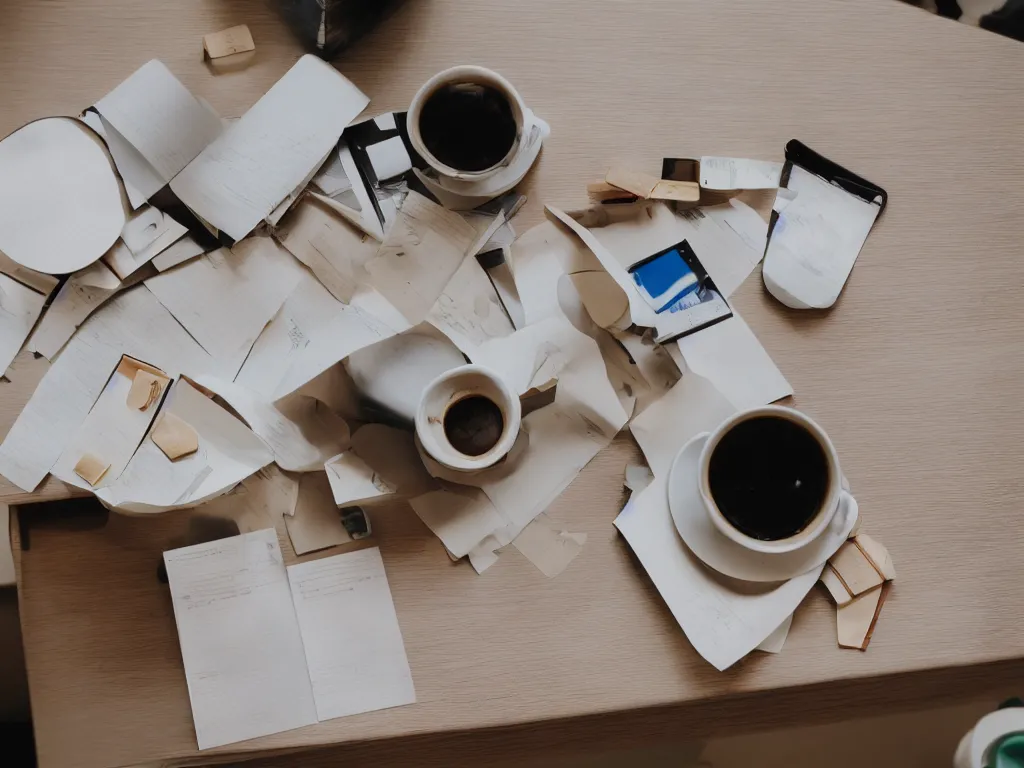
<box><xmin>152</xmin><ymin>235</ymin><xmax>204</xmax><ymax>272</ymax></box>
<box><xmin>605</xmin><ymin>167</ymin><xmax>700</xmax><ymax>202</ymax></box>
<box><xmin>25</xmin><ymin>260</ymin><xmax>122</xmax><ymax>360</ymax></box>
<box><xmin>287</xmin><ymin>547</ymin><xmax>415</xmax><ymax>720</ymax></box>
<box><xmin>674</xmin><ymin>313</ymin><xmax>792</xmax><ymax>411</ymax></box>
<box><xmin>0</xmin><ymin>273</ymin><xmax>49</xmax><ymax>377</ymax></box>
<box><xmin>511</xmin><ymin>513</ymin><xmax>586</xmax><ymax>578</ymax></box>
<box><xmin>145</xmin><ymin>237</ymin><xmax>305</xmax><ymax>378</ymax></box>
<box><xmin>108</xmin><ymin>208</ymin><xmax>188</xmax><ymax>279</ymax></box>
<box><xmin>0</xmin><ymin>285</ymin><xmax>223</xmax><ymax>493</ymax></box>
<box><xmin>629</xmin><ymin>372</ymin><xmax>735</xmax><ymax>478</ymax></box>
<box><xmin>364</xmin><ymin>191</ymin><xmax>478</xmax><ymax>324</ymax></box>
<box><xmin>203</xmin><ymin>25</ymin><xmax>255</xmax><ymax>59</ymax></box>
<box><xmin>51</xmin><ymin>356</ymin><xmax>169</xmax><ymax>490</ymax></box>
<box><xmin>276</xmin><ymin>196</ymin><xmax>379</xmax><ymax>304</ymax></box>
<box><xmin>624</xmin><ymin>463</ymin><xmax>654</xmax><ymax>494</ymax></box>
<box><xmin>0</xmin><ymin>250</ymin><xmax>59</xmax><ymax>296</ymax></box>
<box><xmin>285</xmin><ymin>471</ymin><xmax>355</xmax><ymax>555</ymax></box>
<box><xmin>324</xmin><ymin>452</ymin><xmax>397</xmax><ymax>508</ymax></box>
<box><xmin>73</xmin><ymin>454</ymin><xmax>110</xmax><ymax>486</ymax></box>
<box><xmin>96</xmin><ymin>377</ymin><xmax>273</xmax><ymax>513</ymax></box>
<box><xmin>152</xmin><ymin>412</ymin><xmax>200</xmax><ymax>460</ymax></box>
<box><xmin>756</xmin><ymin>614</ymin><xmax>793</xmax><ymax>654</ymax></box>
<box><xmin>126</xmin><ymin>368</ymin><xmax>166</xmax><ymax>411</ymax></box>
<box><xmin>0</xmin><ymin>117</ymin><xmax>124</xmax><ymax>274</ymax></box>
<box><xmin>96</xmin><ymin>59</ymin><xmax>223</xmax><ymax>185</ymax></box>
<box><xmin>837</xmin><ymin>583</ymin><xmax>887</xmax><ymax>651</ymax></box>
<box><xmin>86</xmin><ymin>110</ymin><xmax>162</xmax><ymax>208</ymax></box>
<box><xmin>762</xmin><ymin>140</ymin><xmax>887</xmax><ymax>310</ymax></box>
<box><xmin>854</xmin><ymin>533</ymin><xmax>896</xmax><ymax>581</ymax></box>
<box><xmin>410</xmin><ymin>486</ymin><xmax>507</xmax><ymax>560</ymax></box>
<box><xmin>164</xmin><ymin>529</ymin><xmax>319</xmax><ymax>750</ymax></box>
<box><xmin>615</xmin><ymin>475</ymin><xmax>821</xmax><ymax>671</ymax></box>
<box><xmin>171</xmin><ymin>55</ymin><xmax>368</xmax><ymax>241</ymax></box>
<box><xmin>828</xmin><ymin>539</ymin><xmax>885</xmax><ymax>597</ymax></box>
<box><xmin>699</xmin><ymin>157</ymin><xmax>783</xmax><ymax>190</ymax></box>
<box><xmin>349</xmin><ymin>424</ymin><xmax>436</xmax><ymax>498</ymax></box>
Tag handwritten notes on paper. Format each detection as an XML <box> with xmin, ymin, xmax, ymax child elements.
<box><xmin>165</xmin><ymin>531</ymin><xmax>414</xmax><ymax>749</ymax></box>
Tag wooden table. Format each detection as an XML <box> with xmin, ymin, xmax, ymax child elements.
<box><xmin>6</xmin><ymin>0</ymin><xmax>1024</xmax><ymax>766</ymax></box>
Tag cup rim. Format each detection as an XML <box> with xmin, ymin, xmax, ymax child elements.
<box><xmin>697</xmin><ymin>405</ymin><xmax>841</xmax><ymax>554</ymax></box>
<box><xmin>407</xmin><ymin>65</ymin><xmax>526</xmax><ymax>181</ymax></box>
<box><xmin>414</xmin><ymin>364</ymin><xmax>522</xmax><ymax>472</ymax></box>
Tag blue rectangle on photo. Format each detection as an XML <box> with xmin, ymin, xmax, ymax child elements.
<box><xmin>630</xmin><ymin>247</ymin><xmax>698</xmax><ymax>313</ymax></box>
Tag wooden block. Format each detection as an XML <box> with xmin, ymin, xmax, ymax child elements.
<box><xmin>837</xmin><ymin>583</ymin><xmax>888</xmax><ymax>650</ymax></box>
<box><xmin>605</xmin><ymin>167</ymin><xmax>660</xmax><ymax>198</ymax></box>
<box><xmin>125</xmin><ymin>369</ymin><xmax>167</xmax><ymax>412</ymax></box>
<box><xmin>73</xmin><ymin>453</ymin><xmax>110</xmax><ymax>487</ymax></box>
<box><xmin>828</xmin><ymin>539</ymin><xmax>885</xmax><ymax>597</ymax></box>
<box><xmin>151</xmin><ymin>413</ymin><xmax>199</xmax><ymax>461</ymax></box>
<box><xmin>650</xmin><ymin>179</ymin><xmax>701</xmax><ymax>202</ymax></box>
<box><xmin>820</xmin><ymin>565</ymin><xmax>854</xmax><ymax>606</ymax></box>
<box><xmin>586</xmin><ymin>181</ymin><xmax>638</xmax><ymax>202</ymax></box>
<box><xmin>855</xmin><ymin>533</ymin><xmax>896</xmax><ymax>581</ymax></box>
<box><xmin>203</xmin><ymin>25</ymin><xmax>255</xmax><ymax>60</ymax></box>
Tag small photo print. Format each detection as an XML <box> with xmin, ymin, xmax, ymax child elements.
<box><xmin>628</xmin><ymin>239</ymin><xmax>731</xmax><ymax>342</ymax></box>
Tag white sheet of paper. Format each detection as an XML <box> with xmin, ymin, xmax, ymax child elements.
<box><xmin>51</xmin><ymin>357</ymin><xmax>168</xmax><ymax>490</ymax></box>
<box><xmin>311</xmin><ymin>146</ymin><xmax>352</xmax><ymax>196</ymax></box>
<box><xmin>427</xmin><ymin>250</ymin><xmax>514</xmax><ymax>356</ymax></box>
<box><xmin>366</xmin><ymin>135</ymin><xmax>412</xmax><ymax>181</ymax></box>
<box><xmin>699</xmin><ymin>156</ymin><xmax>783</xmax><ymax>190</ymax></box>
<box><xmin>0</xmin><ymin>285</ymin><xmax>225</xmax><ymax>492</ymax></box>
<box><xmin>629</xmin><ymin>372</ymin><xmax>736</xmax><ymax>478</ymax></box>
<box><xmin>0</xmin><ymin>118</ymin><xmax>125</xmax><ymax>274</ymax></box>
<box><xmin>511</xmin><ymin>513</ymin><xmax>587</xmax><ymax>578</ymax></box>
<box><xmin>324</xmin><ymin>452</ymin><xmax>396</xmax><ymax>508</ymax></box>
<box><xmin>96</xmin><ymin>59</ymin><xmax>222</xmax><ymax>183</ymax></box>
<box><xmin>287</xmin><ymin>547</ymin><xmax>415</xmax><ymax>721</ymax></box>
<box><xmin>145</xmin><ymin>237</ymin><xmax>305</xmax><ymax>378</ymax></box>
<box><xmin>674</xmin><ymin>313</ymin><xmax>792</xmax><ymax>410</ymax></box>
<box><xmin>364</xmin><ymin>192</ymin><xmax>478</xmax><ymax>324</ymax></box>
<box><xmin>152</xmin><ymin>235</ymin><xmax>204</xmax><ymax>272</ymax></box>
<box><xmin>105</xmin><ymin>219</ymin><xmax>187</xmax><ymax>280</ymax></box>
<box><xmin>26</xmin><ymin>260</ymin><xmax>122</xmax><ymax>360</ymax></box>
<box><xmin>96</xmin><ymin>378</ymin><xmax>273</xmax><ymax>513</ymax></box>
<box><xmin>762</xmin><ymin>164</ymin><xmax>883</xmax><ymax>309</ymax></box>
<box><xmin>194</xmin><ymin>376</ymin><xmax>350</xmax><ymax>473</ymax></box>
<box><xmin>285</xmin><ymin>471</ymin><xmax>354</xmax><ymax>555</ymax></box>
<box><xmin>171</xmin><ymin>55</ymin><xmax>368</xmax><ymax>241</ymax></box>
<box><xmin>0</xmin><ymin>273</ymin><xmax>48</xmax><ymax>376</ymax></box>
<box><xmin>0</xmin><ymin>505</ymin><xmax>14</xmax><ymax>587</ymax></box>
<box><xmin>276</xmin><ymin>196</ymin><xmax>378</xmax><ymax>303</ymax></box>
<box><xmin>614</xmin><ymin>476</ymin><xmax>821</xmax><ymax>671</ymax></box>
<box><xmin>756</xmin><ymin>614</ymin><xmax>793</xmax><ymax>654</ymax></box>
<box><xmin>164</xmin><ymin>529</ymin><xmax>318</xmax><ymax>750</ymax></box>
<box><xmin>79</xmin><ymin>110</ymin><xmax>148</xmax><ymax>208</ymax></box>
<box><xmin>410</xmin><ymin>486</ymin><xmax>507</xmax><ymax>559</ymax></box>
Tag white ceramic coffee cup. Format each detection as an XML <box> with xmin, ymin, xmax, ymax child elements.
<box><xmin>407</xmin><ymin>65</ymin><xmax>527</xmax><ymax>182</ymax></box>
<box><xmin>415</xmin><ymin>364</ymin><xmax>522</xmax><ymax>472</ymax></box>
<box><xmin>697</xmin><ymin>405</ymin><xmax>855</xmax><ymax>554</ymax></box>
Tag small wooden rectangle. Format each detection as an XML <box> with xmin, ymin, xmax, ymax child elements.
<box><xmin>203</xmin><ymin>25</ymin><xmax>255</xmax><ymax>60</ymax></box>
<box><xmin>829</xmin><ymin>539</ymin><xmax>885</xmax><ymax>597</ymax></box>
<box><xmin>152</xmin><ymin>413</ymin><xmax>199</xmax><ymax>461</ymax></box>
<box><xmin>73</xmin><ymin>453</ymin><xmax>110</xmax><ymax>487</ymax></box>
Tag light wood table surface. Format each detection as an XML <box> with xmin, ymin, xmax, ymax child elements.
<box><xmin>5</xmin><ymin>0</ymin><xmax>1024</xmax><ymax>766</ymax></box>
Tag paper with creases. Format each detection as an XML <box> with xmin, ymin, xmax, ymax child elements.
<box><xmin>0</xmin><ymin>273</ymin><xmax>49</xmax><ymax>376</ymax></box>
<box><xmin>26</xmin><ymin>260</ymin><xmax>122</xmax><ymax>360</ymax></box>
<box><xmin>365</xmin><ymin>191</ymin><xmax>478</xmax><ymax>324</ymax></box>
<box><xmin>171</xmin><ymin>55</ymin><xmax>368</xmax><ymax>241</ymax></box>
<box><xmin>699</xmin><ymin>156</ymin><xmax>783</xmax><ymax>190</ymax></box>
<box><xmin>324</xmin><ymin>452</ymin><xmax>396</xmax><ymax>508</ymax></box>
<box><xmin>615</xmin><ymin>476</ymin><xmax>822</xmax><ymax>671</ymax></box>
<box><xmin>164</xmin><ymin>529</ymin><xmax>318</xmax><ymax>750</ymax></box>
<box><xmin>152</xmin><ymin>235</ymin><xmax>204</xmax><ymax>272</ymax></box>
<box><xmin>287</xmin><ymin>547</ymin><xmax>415</xmax><ymax>721</ymax></box>
<box><xmin>674</xmin><ymin>313</ymin><xmax>792</xmax><ymax>410</ymax></box>
<box><xmin>427</xmin><ymin>249</ymin><xmax>514</xmax><ymax>356</ymax></box>
<box><xmin>757</xmin><ymin>614</ymin><xmax>794</xmax><ymax>654</ymax></box>
<box><xmin>285</xmin><ymin>471</ymin><xmax>354</xmax><ymax>555</ymax></box>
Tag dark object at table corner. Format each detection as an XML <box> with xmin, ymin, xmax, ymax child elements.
<box><xmin>272</xmin><ymin>0</ymin><xmax>410</xmax><ymax>59</ymax></box>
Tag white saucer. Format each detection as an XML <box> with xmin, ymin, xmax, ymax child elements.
<box><xmin>667</xmin><ymin>433</ymin><xmax>858</xmax><ymax>583</ymax></box>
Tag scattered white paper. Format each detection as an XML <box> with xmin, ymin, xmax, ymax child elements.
<box><xmin>427</xmin><ymin>253</ymin><xmax>514</xmax><ymax>356</ymax></box>
<box><xmin>145</xmin><ymin>237</ymin><xmax>305</xmax><ymax>378</ymax></box>
<box><xmin>349</xmin><ymin>424</ymin><xmax>436</xmax><ymax>498</ymax></box>
<box><xmin>194</xmin><ymin>376</ymin><xmax>350</xmax><ymax>473</ymax></box>
<box><xmin>364</xmin><ymin>192</ymin><xmax>478</xmax><ymax>324</ymax></box>
<box><xmin>0</xmin><ymin>118</ymin><xmax>124</xmax><ymax>274</ymax></box>
<box><xmin>151</xmin><ymin>235</ymin><xmax>205</xmax><ymax>272</ymax></box>
<box><xmin>410</xmin><ymin>486</ymin><xmax>507</xmax><ymax>559</ymax></box>
<box><xmin>311</xmin><ymin>146</ymin><xmax>352</xmax><ymax>196</ymax></box>
<box><xmin>96</xmin><ymin>60</ymin><xmax>223</xmax><ymax>184</ymax></box>
<box><xmin>79</xmin><ymin>110</ymin><xmax>148</xmax><ymax>208</ymax></box>
<box><xmin>675</xmin><ymin>313</ymin><xmax>792</xmax><ymax>410</ymax></box>
<box><xmin>285</xmin><ymin>471</ymin><xmax>354</xmax><ymax>555</ymax></box>
<box><xmin>699</xmin><ymin>156</ymin><xmax>783</xmax><ymax>190</ymax></box>
<box><xmin>51</xmin><ymin>357</ymin><xmax>168</xmax><ymax>490</ymax></box>
<box><xmin>763</xmin><ymin>164</ymin><xmax>883</xmax><ymax>309</ymax></box>
<box><xmin>511</xmin><ymin>513</ymin><xmax>587</xmax><ymax>578</ymax></box>
<box><xmin>0</xmin><ymin>250</ymin><xmax>59</xmax><ymax>296</ymax></box>
<box><xmin>615</xmin><ymin>476</ymin><xmax>822</xmax><ymax>671</ymax></box>
<box><xmin>366</xmin><ymin>135</ymin><xmax>412</xmax><ymax>181</ymax></box>
<box><xmin>756</xmin><ymin>614</ymin><xmax>793</xmax><ymax>654</ymax></box>
<box><xmin>171</xmin><ymin>55</ymin><xmax>369</xmax><ymax>241</ymax></box>
<box><xmin>324</xmin><ymin>452</ymin><xmax>396</xmax><ymax>508</ymax></box>
<box><xmin>0</xmin><ymin>273</ymin><xmax>49</xmax><ymax>377</ymax></box>
<box><xmin>287</xmin><ymin>547</ymin><xmax>415</xmax><ymax>720</ymax></box>
<box><xmin>96</xmin><ymin>378</ymin><xmax>273</xmax><ymax>513</ymax></box>
<box><xmin>0</xmin><ymin>286</ymin><xmax>225</xmax><ymax>492</ymax></box>
<box><xmin>164</xmin><ymin>529</ymin><xmax>319</xmax><ymax>750</ymax></box>
<box><xmin>25</xmin><ymin>260</ymin><xmax>122</xmax><ymax>360</ymax></box>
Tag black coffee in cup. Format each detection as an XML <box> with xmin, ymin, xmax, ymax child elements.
<box><xmin>707</xmin><ymin>415</ymin><xmax>830</xmax><ymax>541</ymax></box>
<box><xmin>443</xmin><ymin>395</ymin><xmax>504</xmax><ymax>457</ymax></box>
<box><xmin>418</xmin><ymin>82</ymin><xmax>518</xmax><ymax>173</ymax></box>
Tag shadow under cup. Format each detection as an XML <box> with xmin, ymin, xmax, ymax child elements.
<box><xmin>704</xmin><ymin>411</ymin><xmax>835</xmax><ymax>544</ymax></box>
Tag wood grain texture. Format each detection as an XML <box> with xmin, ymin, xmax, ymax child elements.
<box><xmin>5</xmin><ymin>0</ymin><xmax>1024</xmax><ymax>766</ymax></box>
